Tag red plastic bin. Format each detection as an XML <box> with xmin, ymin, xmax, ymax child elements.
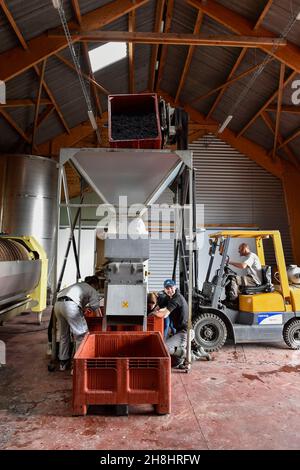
<box><xmin>86</xmin><ymin>315</ymin><xmax>164</xmax><ymax>337</ymax></box>
<box><xmin>108</xmin><ymin>93</ymin><xmax>162</xmax><ymax>149</ymax></box>
<box><xmin>73</xmin><ymin>332</ymin><xmax>171</xmax><ymax>416</ymax></box>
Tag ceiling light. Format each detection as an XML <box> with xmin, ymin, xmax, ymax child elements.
<box><xmin>0</xmin><ymin>81</ymin><xmax>6</xmax><ymax>104</ymax></box>
<box><xmin>88</xmin><ymin>110</ymin><xmax>98</xmax><ymax>130</ymax></box>
<box><xmin>218</xmin><ymin>115</ymin><xmax>233</xmax><ymax>134</ymax></box>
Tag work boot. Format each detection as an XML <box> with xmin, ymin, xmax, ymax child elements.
<box><xmin>59</xmin><ymin>360</ymin><xmax>69</xmax><ymax>371</ymax></box>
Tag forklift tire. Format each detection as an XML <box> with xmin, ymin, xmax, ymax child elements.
<box><xmin>283</xmin><ymin>319</ymin><xmax>300</xmax><ymax>349</ymax></box>
<box><xmin>192</xmin><ymin>313</ymin><xmax>227</xmax><ymax>352</ymax></box>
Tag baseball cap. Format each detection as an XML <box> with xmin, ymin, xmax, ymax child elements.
<box><xmin>164</xmin><ymin>279</ymin><xmax>176</xmax><ymax>288</ymax></box>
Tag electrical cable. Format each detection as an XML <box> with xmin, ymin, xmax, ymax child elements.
<box><xmin>219</xmin><ymin>8</ymin><xmax>300</xmax><ymax>133</ymax></box>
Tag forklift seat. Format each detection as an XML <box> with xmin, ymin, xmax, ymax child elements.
<box><xmin>240</xmin><ymin>265</ymin><xmax>274</xmax><ymax>295</ymax></box>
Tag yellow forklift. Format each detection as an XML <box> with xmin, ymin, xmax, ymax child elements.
<box><xmin>192</xmin><ymin>231</ymin><xmax>300</xmax><ymax>351</ymax></box>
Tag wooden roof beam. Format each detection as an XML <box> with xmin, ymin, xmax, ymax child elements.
<box><xmin>175</xmin><ymin>10</ymin><xmax>203</xmax><ymax>104</ymax></box>
<box><xmin>1</xmin><ymin>0</ymin><xmax>70</xmax><ymax>134</ymax></box>
<box><xmin>277</xmin><ymin>125</ymin><xmax>300</xmax><ymax>150</ymax></box>
<box><xmin>71</xmin><ymin>0</ymin><xmax>82</xmax><ymax>25</ymax></box>
<box><xmin>55</xmin><ymin>53</ymin><xmax>109</xmax><ymax>96</ymax></box>
<box><xmin>0</xmin><ymin>0</ymin><xmax>27</xmax><ymax>49</ymax></box>
<box><xmin>237</xmin><ymin>70</ymin><xmax>297</xmax><ymax>137</ymax></box>
<box><xmin>187</xmin><ymin>0</ymin><xmax>300</xmax><ymax>73</ymax></box>
<box><xmin>0</xmin><ymin>0</ymin><xmax>150</xmax><ymax>82</ymax></box>
<box><xmin>36</xmin><ymin>105</ymin><xmax>55</xmax><ymax>129</ymax></box>
<box><xmin>82</xmin><ymin>44</ymin><xmax>103</xmax><ymax>117</ymax></box>
<box><xmin>128</xmin><ymin>11</ymin><xmax>136</xmax><ymax>93</ymax></box>
<box><xmin>0</xmin><ymin>99</ymin><xmax>52</xmax><ymax>108</ymax></box>
<box><xmin>37</xmin><ymin>113</ymin><xmax>107</xmax><ymax>156</ymax></box>
<box><xmin>158</xmin><ymin>89</ymin><xmax>283</xmax><ymax>177</ymax></box>
<box><xmin>33</xmin><ymin>63</ymin><xmax>70</xmax><ymax>134</ymax></box>
<box><xmin>190</xmin><ymin>58</ymin><xmax>271</xmax><ymax>105</ymax></box>
<box><xmin>261</xmin><ymin>110</ymin><xmax>300</xmax><ymax>168</ymax></box>
<box><xmin>206</xmin><ymin>1</ymin><xmax>274</xmax><ymax>119</ymax></box>
<box><xmin>272</xmin><ymin>63</ymin><xmax>285</xmax><ymax>160</ymax></box>
<box><xmin>31</xmin><ymin>60</ymin><xmax>47</xmax><ymax>153</ymax></box>
<box><xmin>156</xmin><ymin>0</ymin><xmax>174</xmax><ymax>91</ymax></box>
<box><xmin>266</xmin><ymin>104</ymin><xmax>300</xmax><ymax>114</ymax></box>
<box><xmin>206</xmin><ymin>47</ymin><xmax>247</xmax><ymax>119</ymax></box>
<box><xmin>149</xmin><ymin>0</ymin><xmax>165</xmax><ymax>91</ymax></box>
<box><xmin>253</xmin><ymin>1</ymin><xmax>274</xmax><ymax>31</ymax></box>
<box><xmin>0</xmin><ymin>108</ymin><xmax>38</xmax><ymax>151</ymax></box>
<box><xmin>76</xmin><ymin>31</ymin><xmax>286</xmax><ymax>47</ymax></box>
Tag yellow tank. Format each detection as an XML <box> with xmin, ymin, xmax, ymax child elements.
<box><xmin>239</xmin><ymin>291</ymin><xmax>285</xmax><ymax>313</ymax></box>
<box><xmin>289</xmin><ymin>286</ymin><xmax>300</xmax><ymax>312</ymax></box>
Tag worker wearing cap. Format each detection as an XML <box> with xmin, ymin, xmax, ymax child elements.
<box><xmin>153</xmin><ymin>279</ymin><xmax>188</xmax><ymax>367</ymax></box>
<box><xmin>54</xmin><ymin>276</ymin><xmax>101</xmax><ymax>371</ymax></box>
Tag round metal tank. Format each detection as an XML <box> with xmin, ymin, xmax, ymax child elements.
<box><xmin>0</xmin><ymin>154</ymin><xmax>57</xmax><ymax>283</ymax></box>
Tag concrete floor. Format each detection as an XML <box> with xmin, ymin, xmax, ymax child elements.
<box><xmin>0</xmin><ymin>309</ymin><xmax>300</xmax><ymax>450</ymax></box>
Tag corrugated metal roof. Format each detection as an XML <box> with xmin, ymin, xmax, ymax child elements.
<box><xmin>200</xmin><ymin>12</ymin><xmax>234</xmax><ymax>35</ymax></box>
<box><xmin>94</xmin><ymin>57</ymin><xmax>129</xmax><ymax>94</ymax></box>
<box><xmin>288</xmin><ymin>137</ymin><xmax>300</xmax><ymax>159</ymax></box>
<box><xmin>6</xmin><ymin>0</ymin><xmax>73</xmax><ymax>42</ymax></box>
<box><xmin>216</xmin><ymin>0</ymin><xmax>267</xmax><ymax>23</ymax></box>
<box><xmin>102</xmin><ymin>15</ymin><xmax>128</xmax><ymax>32</ymax></box>
<box><xmin>0</xmin><ymin>8</ymin><xmax>18</xmax><ymax>53</ymax></box>
<box><xmin>36</xmin><ymin>112</ymin><xmax>65</xmax><ymax>145</ymax></box>
<box><xmin>262</xmin><ymin>0</ymin><xmax>300</xmax><ymax>47</ymax></box>
<box><xmin>78</xmin><ymin>0</ymin><xmax>112</xmax><ymax>16</ymax></box>
<box><xmin>160</xmin><ymin>45</ymin><xmax>189</xmax><ymax>97</ymax></box>
<box><xmin>166</xmin><ymin>15</ymin><xmax>241</xmax><ymax>109</ymax></box>
<box><xmin>0</xmin><ymin>114</ymin><xmax>21</xmax><ymax>151</ymax></box>
<box><xmin>244</xmin><ymin>115</ymin><xmax>275</xmax><ymax>150</ymax></box>
<box><xmin>0</xmin><ymin>0</ymin><xmax>299</xmax><ymax>167</ymax></box>
<box><xmin>135</xmin><ymin>0</ymin><xmax>155</xmax><ymax>32</ymax></box>
<box><xmin>43</xmin><ymin>56</ymin><xmax>84</xmax><ymax>113</ymax></box>
<box><xmin>170</xmin><ymin>0</ymin><xmax>198</xmax><ymax>33</ymax></box>
<box><xmin>134</xmin><ymin>44</ymin><xmax>152</xmax><ymax>92</ymax></box>
<box><xmin>181</xmin><ymin>45</ymin><xmax>241</xmax><ymax>114</ymax></box>
<box><xmin>7</xmin><ymin>105</ymin><xmax>37</xmax><ymax>132</ymax></box>
<box><xmin>210</xmin><ymin>49</ymin><xmax>282</xmax><ymax>133</ymax></box>
<box><xmin>277</xmin><ymin>112</ymin><xmax>300</xmax><ymax>140</ymax></box>
<box><xmin>6</xmin><ymin>68</ymin><xmax>40</xmax><ymax>101</ymax></box>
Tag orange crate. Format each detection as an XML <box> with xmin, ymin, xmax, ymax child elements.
<box><xmin>86</xmin><ymin>316</ymin><xmax>164</xmax><ymax>337</ymax></box>
<box><xmin>73</xmin><ymin>332</ymin><xmax>171</xmax><ymax>416</ymax></box>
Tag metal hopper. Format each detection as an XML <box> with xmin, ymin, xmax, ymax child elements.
<box><xmin>61</xmin><ymin>148</ymin><xmax>191</xmax><ymax>207</ymax></box>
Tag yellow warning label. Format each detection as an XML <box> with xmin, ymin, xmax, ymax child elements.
<box><xmin>122</xmin><ymin>301</ymin><xmax>129</xmax><ymax>308</ymax></box>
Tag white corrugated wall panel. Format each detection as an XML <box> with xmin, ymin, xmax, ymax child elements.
<box><xmin>189</xmin><ymin>134</ymin><xmax>293</xmax><ymax>265</ymax></box>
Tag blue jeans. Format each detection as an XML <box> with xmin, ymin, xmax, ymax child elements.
<box><xmin>164</xmin><ymin>316</ymin><xmax>176</xmax><ymax>339</ymax></box>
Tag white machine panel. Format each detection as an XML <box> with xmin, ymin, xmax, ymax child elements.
<box><xmin>105</xmin><ymin>284</ymin><xmax>147</xmax><ymax>316</ymax></box>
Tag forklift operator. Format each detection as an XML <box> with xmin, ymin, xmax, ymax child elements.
<box><xmin>227</xmin><ymin>243</ymin><xmax>262</xmax><ymax>301</ymax></box>
<box><xmin>153</xmin><ymin>279</ymin><xmax>188</xmax><ymax>367</ymax></box>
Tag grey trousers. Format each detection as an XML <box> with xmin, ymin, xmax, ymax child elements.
<box><xmin>166</xmin><ymin>331</ymin><xmax>187</xmax><ymax>357</ymax></box>
<box><xmin>54</xmin><ymin>300</ymin><xmax>88</xmax><ymax>361</ymax></box>
<box><xmin>228</xmin><ymin>275</ymin><xmax>258</xmax><ymax>301</ymax></box>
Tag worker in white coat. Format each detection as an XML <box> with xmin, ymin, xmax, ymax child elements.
<box><xmin>54</xmin><ymin>276</ymin><xmax>100</xmax><ymax>371</ymax></box>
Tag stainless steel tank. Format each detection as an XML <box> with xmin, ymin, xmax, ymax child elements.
<box><xmin>0</xmin><ymin>154</ymin><xmax>57</xmax><ymax>283</ymax></box>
